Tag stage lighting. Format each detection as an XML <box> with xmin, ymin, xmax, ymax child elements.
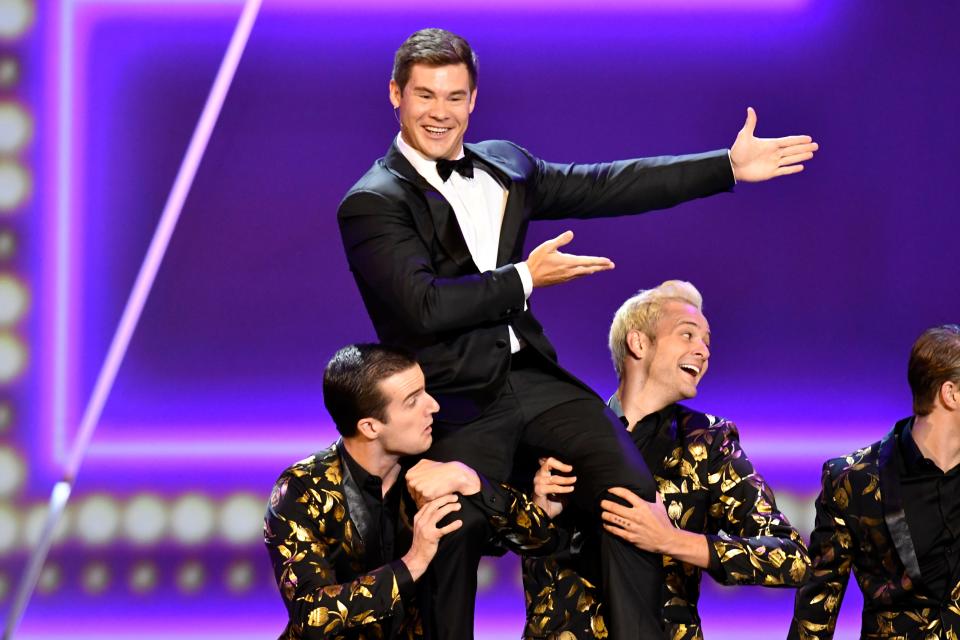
<box><xmin>219</xmin><ymin>493</ymin><xmax>263</xmax><ymax>545</ymax></box>
<box><xmin>23</xmin><ymin>503</ymin><xmax>70</xmax><ymax>547</ymax></box>
<box><xmin>772</xmin><ymin>490</ymin><xmax>816</xmax><ymax>538</ymax></box>
<box><xmin>82</xmin><ymin>562</ymin><xmax>110</xmax><ymax>594</ymax></box>
<box><xmin>76</xmin><ymin>494</ymin><xmax>121</xmax><ymax>546</ymax></box>
<box><xmin>130</xmin><ymin>562</ymin><xmax>158</xmax><ymax>593</ymax></box>
<box><xmin>226</xmin><ymin>561</ymin><xmax>254</xmax><ymax>593</ymax></box>
<box><xmin>0</xmin><ymin>57</ymin><xmax>17</xmax><ymax>88</ymax></box>
<box><xmin>477</xmin><ymin>558</ymin><xmax>496</xmax><ymax>591</ymax></box>
<box><xmin>0</xmin><ymin>0</ymin><xmax>35</xmax><ymax>40</ymax></box>
<box><xmin>0</xmin><ymin>102</ymin><xmax>31</xmax><ymax>154</ymax></box>
<box><xmin>0</xmin><ymin>503</ymin><xmax>17</xmax><ymax>552</ymax></box>
<box><xmin>176</xmin><ymin>561</ymin><xmax>205</xmax><ymax>593</ymax></box>
<box><xmin>123</xmin><ymin>493</ymin><xmax>167</xmax><ymax>545</ymax></box>
<box><xmin>0</xmin><ymin>446</ymin><xmax>23</xmax><ymax>496</ymax></box>
<box><xmin>0</xmin><ymin>160</ymin><xmax>30</xmax><ymax>212</ymax></box>
<box><xmin>170</xmin><ymin>494</ymin><xmax>215</xmax><ymax>545</ymax></box>
<box><xmin>0</xmin><ymin>402</ymin><xmax>11</xmax><ymax>432</ymax></box>
<box><xmin>36</xmin><ymin>563</ymin><xmax>61</xmax><ymax>594</ymax></box>
<box><xmin>0</xmin><ymin>273</ymin><xmax>28</xmax><ymax>326</ymax></box>
<box><xmin>0</xmin><ymin>331</ymin><xmax>25</xmax><ymax>382</ymax></box>
<box><xmin>0</xmin><ymin>231</ymin><xmax>14</xmax><ymax>259</ymax></box>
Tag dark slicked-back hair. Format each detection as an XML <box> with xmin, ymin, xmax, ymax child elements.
<box><xmin>392</xmin><ymin>28</ymin><xmax>478</xmax><ymax>93</ymax></box>
<box><xmin>908</xmin><ymin>324</ymin><xmax>960</xmax><ymax>416</ymax></box>
<box><xmin>323</xmin><ymin>343</ymin><xmax>419</xmax><ymax>437</ymax></box>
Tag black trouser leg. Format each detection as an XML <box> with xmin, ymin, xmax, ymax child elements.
<box><xmin>520</xmin><ymin>396</ymin><xmax>665</xmax><ymax>639</ymax></box>
<box><xmin>420</xmin><ymin>495</ymin><xmax>493</xmax><ymax>640</ymax></box>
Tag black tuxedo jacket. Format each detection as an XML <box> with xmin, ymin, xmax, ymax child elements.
<box><xmin>337</xmin><ymin>139</ymin><xmax>734</xmax><ymax>422</ymax></box>
<box><xmin>790</xmin><ymin>418</ymin><xmax>960</xmax><ymax>639</ymax></box>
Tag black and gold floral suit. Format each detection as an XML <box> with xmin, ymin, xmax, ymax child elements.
<box><xmin>265</xmin><ymin>441</ymin><xmax>558</xmax><ymax>639</ymax></box>
<box><xmin>523</xmin><ymin>403</ymin><xmax>810</xmax><ymax>640</ymax></box>
<box><xmin>790</xmin><ymin>418</ymin><xmax>960</xmax><ymax>640</ymax></box>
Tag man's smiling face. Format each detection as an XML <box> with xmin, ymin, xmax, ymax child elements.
<box><xmin>640</xmin><ymin>301</ymin><xmax>712</xmax><ymax>406</ymax></box>
<box><xmin>390</xmin><ymin>62</ymin><xmax>476</xmax><ymax>161</ymax></box>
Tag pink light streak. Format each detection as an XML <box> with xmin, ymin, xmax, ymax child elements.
<box><xmin>5</xmin><ymin>1</ymin><xmax>263</xmax><ymax>637</ymax></box>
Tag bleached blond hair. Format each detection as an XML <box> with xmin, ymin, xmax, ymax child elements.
<box><xmin>608</xmin><ymin>280</ymin><xmax>703</xmax><ymax>380</ymax></box>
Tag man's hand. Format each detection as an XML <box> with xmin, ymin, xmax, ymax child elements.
<box><xmin>600</xmin><ymin>487</ymin><xmax>676</xmax><ymax>554</ymax></box>
<box><xmin>524</xmin><ymin>231</ymin><xmax>614</xmax><ymax>288</ymax></box>
<box><xmin>729</xmin><ymin>107</ymin><xmax>819</xmax><ymax>182</ymax></box>
<box><xmin>532</xmin><ymin>457</ymin><xmax>576</xmax><ymax>519</ymax></box>
<box><xmin>601</xmin><ymin>487</ymin><xmax>711</xmax><ymax>567</ymax></box>
<box><xmin>406</xmin><ymin>459</ymin><xmax>481</xmax><ymax>509</ymax></box>
<box><xmin>401</xmin><ymin>494</ymin><xmax>463</xmax><ymax>580</ymax></box>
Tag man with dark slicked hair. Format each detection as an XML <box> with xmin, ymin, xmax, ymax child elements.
<box><xmin>338</xmin><ymin>27</ymin><xmax>818</xmax><ymax>639</ymax></box>
<box><xmin>791</xmin><ymin>325</ymin><xmax>960</xmax><ymax>639</ymax></box>
<box><xmin>264</xmin><ymin>344</ymin><xmax>559</xmax><ymax>640</ymax></box>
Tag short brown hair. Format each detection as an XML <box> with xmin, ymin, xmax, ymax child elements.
<box><xmin>908</xmin><ymin>324</ymin><xmax>960</xmax><ymax>416</ymax></box>
<box><xmin>392</xmin><ymin>28</ymin><xmax>478</xmax><ymax>92</ymax></box>
<box><xmin>323</xmin><ymin>344</ymin><xmax>418</xmax><ymax>437</ymax></box>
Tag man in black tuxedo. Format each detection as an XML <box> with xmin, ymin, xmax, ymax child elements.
<box><xmin>337</xmin><ymin>28</ymin><xmax>818</xmax><ymax>639</ymax></box>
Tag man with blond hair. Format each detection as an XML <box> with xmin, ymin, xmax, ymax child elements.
<box><xmin>790</xmin><ymin>325</ymin><xmax>960</xmax><ymax>639</ymax></box>
<box><xmin>525</xmin><ymin>280</ymin><xmax>809</xmax><ymax>639</ymax></box>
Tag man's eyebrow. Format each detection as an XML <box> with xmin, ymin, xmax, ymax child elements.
<box><xmin>403</xmin><ymin>386</ymin><xmax>424</xmax><ymax>403</ymax></box>
<box><xmin>410</xmin><ymin>86</ymin><xmax>435</xmax><ymax>95</ymax></box>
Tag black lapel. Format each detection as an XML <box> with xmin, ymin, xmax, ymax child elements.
<box><xmin>644</xmin><ymin>407</ymin><xmax>681</xmax><ymax>476</ymax></box>
<box><xmin>383</xmin><ymin>141</ymin><xmax>476</xmax><ymax>272</ymax></box>
<box><xmin>465</xmin><ymin>144</ymin><xmax>527</xmax><ymax>267</ymax></box>
<box><xmin>336</xmin><ymin>440</ymin><xmax>372</xmax><ymax>550</ymax></box>
<box><xmin>879</xmin><ymin>418</ymin><xmax>923</xmax><ymax>586</ymax></box>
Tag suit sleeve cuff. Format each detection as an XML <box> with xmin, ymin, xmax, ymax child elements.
<box><xmin>514</xmin><ymin>262</ymin><xmax>534</xmax><ymax>301</ymax></box>
<box><xmin>704</xmin><ymin>534</ymin><xmax>724</xmax><ymax>575</ymax></box>
<box><xmin>727</xmin><ymin>149</ymin><xmax>737</xmax><ymax>185</ymax></box>
<box><xmin>463</xmin><ymin>473</ymin><xmax>511</xmax><ymax>517</ymax></box>
<box><xmin>389</xmin><ymin>559</ymin><xmax>417</xmax><ymax>602</ymax></box>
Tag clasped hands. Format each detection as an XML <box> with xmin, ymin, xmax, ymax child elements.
<box><xmin>401</xmin><ymin>459</ymin><xmax>481</xmax><ymax>579</ymax></box>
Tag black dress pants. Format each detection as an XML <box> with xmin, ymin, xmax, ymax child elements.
<box><xmin>423</xmin><ymin>349</ymin><xmax>665</xmax><ymax>639</ymax></box>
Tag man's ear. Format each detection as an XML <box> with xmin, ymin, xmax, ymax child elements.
<box><xmin>626</xmin><ymin>329</ymin><xmax>651</xmax><ymax>360</ymax></box>
<box><xmin>468</xmin><ymin>87</ymin><xmax>477</xmax><ymax>114</ymax></box>
<box><xmin>356</xmin><ymin>417</ymin><xmax>382</xmax><ymax>441</ymax></box>
<box><xmin>941</xmin><ymin>380</ymin><xmax>960</xmax><ymax>411</ymax></box>
<box><xmin>389</xmin><ymin>79</ymin><xmax>401</xmax><ymax>109</ymax></box>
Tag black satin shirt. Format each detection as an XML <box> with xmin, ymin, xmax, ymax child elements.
<box><xmin>900</xmin><ymin>421</ymin><xmax>960</xmax><ymax>600</ymax></box>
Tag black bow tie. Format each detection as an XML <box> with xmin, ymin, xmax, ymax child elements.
<box><xmin>435</xmin><ymin>156</ymin><xmax>474</xmax><ymax>182</ymax></box>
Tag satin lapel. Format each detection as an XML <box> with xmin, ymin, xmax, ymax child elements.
<box><xmin>465</xmin><ymin>145</ymin><xmax>526</xmax><ymax>267</ymax></box>
<box><xmin>878</xmin><ymin>418</ymin><xmax>923</xmax><ymax>586</ymax></box>
<box><xmin>336</xmin><ymin>440</ymin><xmax>371</xmax><ymax>550</ymax></box>
<box><xmin>384</xmin><ymin>141</ymin><xmax>475</xmax><ymax>272</ymax></box>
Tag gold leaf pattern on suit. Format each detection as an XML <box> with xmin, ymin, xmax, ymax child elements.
<box><xmin>523</xmin><ymin>407</ymin><xmax>809</xmax><ymax>640</ymax></box>
<box><xmin>789</xmin><ymin>425</ymin><xmax>960</xmax><ymax>639</ymax></box>
<box><xmin>267</xmin><ymin>443</ymin><xmax>559</xmax><ymax>640</ymax></box>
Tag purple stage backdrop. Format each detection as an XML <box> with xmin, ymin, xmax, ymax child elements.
<box><xmin>1</xmin><ymin>0</ymin><xmax>958</xmax><ymax>637</ymax></box>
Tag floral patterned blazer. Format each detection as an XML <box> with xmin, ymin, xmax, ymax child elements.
<box><xmin>265</xmin><ymin>441</ymin><xmax>558</xmax><ymax>640</ymax></box>
<box><xmin>522</xmin><ymin>404</ymin><xmax>810</xmax><ymax>640</ymax></box>
<box><xmin>790</xmin><ymin>418</ymin><xmax>960</xmax><ymax>640</ymax></box>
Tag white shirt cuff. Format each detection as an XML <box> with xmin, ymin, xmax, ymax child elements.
<box><xmin>727</xmin><ymin>149</ymin><xmax>737</xmax><ymax>185</ymax></box>
<box><xmin>515</xmin><ymin>262</ymin><xmax>534</xmax><ymax>300</ymax></box>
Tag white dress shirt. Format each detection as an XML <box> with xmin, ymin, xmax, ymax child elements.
<box><xmin>396</xmin><ymin>133</ymin><xmax>532</xmax><ymax>353</ymax></box>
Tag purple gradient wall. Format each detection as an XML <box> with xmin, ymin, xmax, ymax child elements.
<box><xmin>2</xmin><ymin>0</ymin><xmax>958</xmax><ymax>637</ymax></box>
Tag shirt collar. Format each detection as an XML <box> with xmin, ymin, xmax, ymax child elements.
<box><xmin>395</xmin><ymin>132</ymin><xmax>465</xmax><ymax>185</ymax></box>
<box><xmin>339</xmin><ymin>443</ymin><xmax>384</xmax><ymax>499</ymax></box>
<box><xmin>606</xmin><ymin>393</ymin><xmax>675</xmax><ymax>430</ymax></box>
<box><xmin>900</xmin><ymin>417</ymin><xmax>957</xmax><ymax>477</ymax></box>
